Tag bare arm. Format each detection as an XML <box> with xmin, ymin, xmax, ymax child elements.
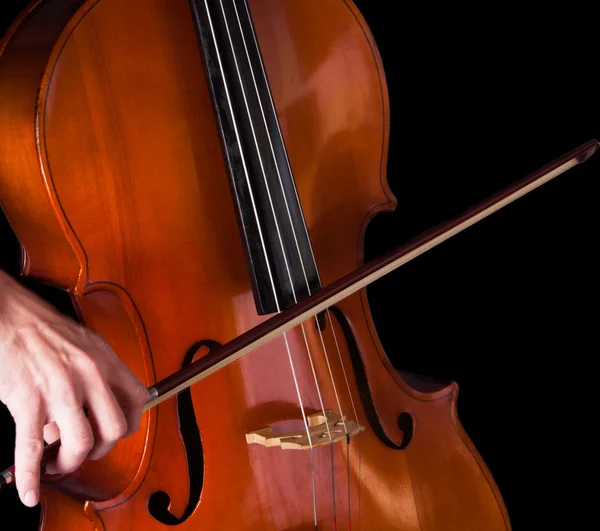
<box><xmin>0</xmin><ymin>270</ymin><xmax>147</xmax><ymax>507</ymax></box>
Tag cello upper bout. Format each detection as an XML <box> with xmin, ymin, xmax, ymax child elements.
<box><xmin>340</xmin><ymin>0</ymin><xmax>397</xmax><ymax>210</ymax></box>
<box><xmin>248</xmin><ymin>0</ymin><xmax>396</xmax><ymax>287</ymax></box>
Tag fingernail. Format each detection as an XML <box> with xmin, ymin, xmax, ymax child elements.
<box><xmin>24</xmin><ymin>489</ymin><xmax>38</xmax><ymax>507</ymax></box>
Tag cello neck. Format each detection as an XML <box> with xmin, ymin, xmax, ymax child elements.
<box><xmin>190</xmin><ymin>0</ymin><xmax>321</xmax><ymax>314</ymax></box>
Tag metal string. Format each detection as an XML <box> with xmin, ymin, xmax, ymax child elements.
<box><xmin>230</xmin><ymin>0</ymin><xmax>350</xmax><ymax>435</ymax></box>
<box><xmin>237</xmin><ymin>0</ymin><xmax>360</xmax><ymax>430</ymax></box>
<box><xmin>217</xmin><ymin>5</ymin><xmax>338</xmax><ymax>522</ymax></box>
<box><xmin>238</xmin><ymin>0</ymin><xmax>362</xmax><ymax>525</ymax></box>
<box><xmin>220</xmin><ymin>0</ymin><xmax>347</xmax><ymax>521</ymax></box>
<box><xmin>226</xmin><ymin>0</ymin><xmax>354</xmax><ymax>522</ymax></box>
<box><xmin>325</xmin><ymin>310</ymin><xmax>360</xmax><ymax>527</ymax></box>
<box><xmin>218</xmin><ymin>0</ymin><xmax>337</xmax><ymax>458</ymax></box>
<box><xmin>203</xmin><ymin>0</ymin><xmax>319</xmax><ymax>525</ymax></box>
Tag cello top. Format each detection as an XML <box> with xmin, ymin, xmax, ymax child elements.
<box><xmin>0</xmin><ymin>0</ymin><xmax>596</xmax><ymax>528</ymax></box>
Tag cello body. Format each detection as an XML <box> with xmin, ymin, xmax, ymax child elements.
<box><xmin>0</xmin><ymin>0</ymin><xmax>510</xmax><ymax>529</ymax></box>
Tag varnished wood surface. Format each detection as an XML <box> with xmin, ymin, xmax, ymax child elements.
<box><xmin>0</xmin><ymin>0</ymin><xmax>512</xmax><ymax>529</ymax></box>
<box><xmin>145</xmin><ymin>139</ymin><xmax>596</xmax><ymax>404</ymax></box>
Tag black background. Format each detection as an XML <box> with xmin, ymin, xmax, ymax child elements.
<box><xmin>1</xmin><ymin>1</ymin><xmax>598</xmax><ymax>529</ymax></box>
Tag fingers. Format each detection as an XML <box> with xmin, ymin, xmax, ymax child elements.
<box><xmin>46</xmin><ymin>402</ymin><xmax>93</xmax><ymax>476</ymax></box>
<box><xmin>100</xmin><ymin>347</ymin><xmax>148</xmax><ymax>437</ymax></box>
<box><xmin>13</xmin><ymin>403</ymin><xmax>45</xmax><ymax>507</ymax></box>
<box><xmin>43</xmin><ymin>421</ymin><xmax>60</xmax><ymax>444</ymax></box>
<box><xmin>83</xmin><ymin>338</ymin><xmax>147</xmax><ymax>439</ymax></box>
<box><xmin>83</xmin><ymin>379</ymin><xmax>127</xmax><ymax>461</ymax></box>
<box><xmin>0</xmin><ymin>276</ymin><xmax>148</xmax><ymax>496</ymax></box>
<box><xmin>109</xmin><ymin>378</ymin><xmax>148</xmax><ymax>438</ymax></box>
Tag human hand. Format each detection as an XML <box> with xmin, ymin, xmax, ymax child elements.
<box><xmin>0</xmin><ymin>270</ymin><xmax>148</xmax><ymax>507</ymax></box>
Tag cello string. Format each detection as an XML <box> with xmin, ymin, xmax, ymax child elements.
<box><xmin>237</xmin><ymin>0</ymin><xmax>358</xmax><ymax>431</ymax></box>
<box><xmin>228</xmin><ymin>0</ymin><xmax>353</xmax><ymax>523</ymax></box>
<box><xmin>203</xmin><ymin>1</ymin><xmax>319</xmax><ymax>525</ymax></box>
<box><xmin>325</xmin><ymin>312</ymin><xmax>358</xmax><ymax>530</ymax></box>
<box><xmin>326</xmin><ymin>312</ymin><xmax>359</xmax><ymax>424</ymax></box>
<box><xmin>217</xmin><ymin>0</ymin><xmax>335</xmax><ymax>447</ymax></box>
<box><xmin>218</xmin><ymin>4</ymin><xmax>339</xmax><ymax>523</ymax></box>
<box><xmin>234</xmin><ymin>0</ymin><xmax>360</xmax><ymax>523</ymax></box>
<box><xmin>236</xmin><ymin>0</ymin><xmax>358</xmax><ymax>523</ymax></box>
<box><xmin>231</xmin><ymin>0</ymin><xmax>350</xmax><ymax>434</ymax></box>
<box><xmin>218</xmin><ymin>0</ymin><xmax>333</xmax><ymax>444</ymax></box>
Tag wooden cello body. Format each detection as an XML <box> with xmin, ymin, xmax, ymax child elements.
<box><xmin>0</xmin><ymin>0</ymin><xmax>510</xmax><ymax>529</ymax></box>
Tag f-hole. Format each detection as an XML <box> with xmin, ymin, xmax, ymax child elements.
<box><xmin>328</xmin><ymin>307</ymin><xmax>413</xmax><ymax>450</ymax></box>
<box><xmin>147</xmin><ymin>340</ymin><xmax>221</xmax><ymax>525</ymax></box>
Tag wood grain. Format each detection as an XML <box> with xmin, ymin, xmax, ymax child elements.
<box><xmin>0</xmin><ymin>0</ymin><xmax>512</xmax><ymax>529</ymax></box>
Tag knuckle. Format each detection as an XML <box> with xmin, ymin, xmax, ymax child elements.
<box><xmin>10</xmin><ymin>393</ymin><xmax>42</xmax><ymax>417</ymax></box>
<box><xmin>89</xmin><ymin>332</ymin><xmax>114</xmax><ymax>355</ymax></box>
<box><xmin>62</xmin><ymin>439</ymin><xmax>93</xmax><ymax>471</ymax></box>
<box><xmin>60</xmin><ymin>460</ymin><xmax>80</xmax><ymax>474</ymax></box>
<box><xmin>50</xmin><ymin>368</ymin><xmax>79</xmax><ymax>404</ymax></box>
<box><xmin>19</xmin><ymin>464</ymin><xmax>41</xmax><ymax>477</ymax></box>
<box><xmin>106</xmin><ymin>419</ymin><xmax>128</xmax><ymax>441</ymax></box>
<box><xmin>19</xmin><ymin>437</ymin><xmax>44</xmax><ymax>460</ymax></box>
<box><xmin>58</xmin><ymin>447</ymin><xmax>80</xmax><ymax>472</ymax></box>
<box><xmin>76</xmin><ymin>351</ymin><xmax>103</xmax><ymax>378</ymax></box>
<box><xmin>135</xmin><ymin>384</ymin><xmax>148</xmax><ymax>406</ymax></box>
<box><xmin>76</xmin><ymin>432</ymin><xmax>94</xmax><ymax>455</ymax></box>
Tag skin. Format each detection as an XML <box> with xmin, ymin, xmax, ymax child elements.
<box><xmin>0</xmin><ymin>269</ymin><xmax>147</xmax><ymax>508</ymax></box>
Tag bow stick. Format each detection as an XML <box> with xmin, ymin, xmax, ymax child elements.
<box><xmin>1</xmin><ymin>139</ymin><xmax>597</xmax><ymax>489</ymax></box>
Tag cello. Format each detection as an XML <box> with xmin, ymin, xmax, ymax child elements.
<box><xmin>0</xmin><ymin>0</ymin><xmax>596</xmax><ymax>528</ymax></box>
